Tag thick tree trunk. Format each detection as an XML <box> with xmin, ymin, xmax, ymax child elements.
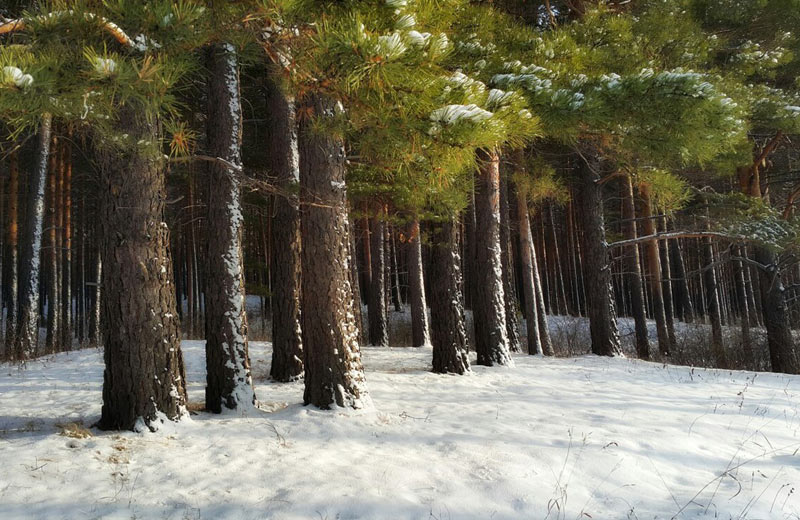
<box><xmin>407</xmin><ymin>218</ymin><xmax>430</xmax><ymax>347</ymax></box>
<box><xmin>499</xmin><ymin>162</ymin><xmax>521</xmax><ymax>352</ymax></box>
<box><xmin>473</xmin><ymin>148</ymin><xmax>512</xmax><ymax>366</ymax></box>
<box><xmin>573</xmin><ymin>151</ymin><xmax>621</xmax><ymax>356</ymax></box>
<box><xmin>429</xmin><ymin>217</ymin><xmax>471</xmax><ymax>374</ymax></box>
<box><xmin>368</xmin><ymin>211</ymin><xmax>388</xmax><ymax>346</ymax></box>
<box><xmin>298</xmin><ymin>92</ymin><xmax>369</xmax><ymax>409</ymax></box>
<box><xmin>95</xmin><ymin>108</ymin><xmax>187</xmax><ymax>431</ymax></box>
<box><xmin>15</xmin><ymin>114</ymin><xmax>52</xmax><ymax>360</ymax></box>
<box><xmin>622</xmin><ymin>176</ymin><xmax>650</xmax><ymax>359</ymax></box>
<box><xmin>5</xmin><ymin>149</ymin><xmax>20</xmax><ymax>353</ymax></box>
<box><xmin>754</xmin><ymin>246</ymin><xmax>799</xmax><ymax>373</ymax></box>
<box><xmin>639</xmin><ymin>183</ymin><xmax>671</xmax><ymax>356</ymax></box>
<box><xmin>203</xmin><ymin>44</ymin><xmax>256</xmax><ymax>412</ymax></box>
<box><xmin>264</xmin><ymin>75</ymin><xmax>304</xmax><ymax>382</ymax></box>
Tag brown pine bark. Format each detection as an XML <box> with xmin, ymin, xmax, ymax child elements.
<box><xmin>473</xmin><ymin>148</ymin><xmax>512</xmax><ymax>366</ymax></box>
<box><xmin>298</xmin><ymin>92</ymin><xmax>369</xmax><ymax>409</ymax></box>
<box><xmin>264</xmin><ymin>75</ymin><xmax>304</xmax><ymax>382</ymax></box>
<box><xmin>94</xmin><ymin>107</ymin><xmax>187</xmax><ymax>431</ymax></box>
<box><xmin>621</xmin><ymin>176</ymin><xmax>650</xmax><ymax>359</ymax></box>
<box><xmin>429</xmin><ymin>217</ymin><xmax>471</xmax><ymax>374</ymax></box>
<box><xmin>516</xmin><ymin>183</ymin><xmax>544</xmax><ymax>356</ymax></box>
<box><xmin>573</xmin><ymin>150</ymin><xmax>621</xmax><ymax>357</ymax></box>
<box><xmin>61</xmin><ymin>126</ymin><xmax>73</xmax><ymax>349</ymax></box>
<box><xmin>639</xmin><ymin>183</ymin><xmax>671</xmax><ymax>356</ymax></box>
<box><xmin>203</xmin><ymin>44</ymin><xmax>256</xmax><ymax>412</ymax></box>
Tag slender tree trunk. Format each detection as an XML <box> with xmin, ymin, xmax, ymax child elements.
<box><xmin>348</xmin><ymin>222</ymin><xmax>364</xmax><ymax>344</ymax></box>
<box><xmin>473</xmin><ymin>148</ymin><xmax>512</xmax><ymax>366</ymax></box>
<box><xmin>368</xmin><ymin>210</ymin><xmax>388</xmax><ymax>346</ymax></box>
<box><xmin>702</xmin><ymin>234</ymin><xmax>726</xmax><ymax>368</ymax></box>
<box><xmin>732</xmin><ymin>245</ymin><xmax>752</xmax><ymax>365</ymax></box>
<box><xmin>499</xmin><ymin>161</ymin><xmax>521</xmax><ymax>352</ymax></box>
<box><xmin>516</xmin><ymin>184</ymin><xmax>543</xmax><ymax>356</ymax></box>
<box><xmin>622</xmin><ymin>176</ymin><xmax>650</xmax><ymax>359</ymax></box>
<box><xmin>390</xmin><ymin>226</ymin><xmax>402</xmax><ymax>312</ymax></box>
<box><xmin>265</xmin><ymin>75</ymin><xmax>304</xmax><ymax>382</ymax></box>
<box><xmin>94</xmin><ymin>107</ymin><xmax>187</xmax><ymax>431</ymax></box>
<box><xmin>639</xmin><ymin>183</ymin><xmax>671</xmax><ymax>356</ymax></box>
<box><xmin>298</xmin><ymin>92</ymin><xmax>369</xmax><ymax>409</ymax></box>
<box><xmin>669</xmin><ymin>238</ymin><xmax>694</xmax><ymax>323</ymax></box>
<box><xmin>45</xmin><ymin>133</ymin><xmax>60</xmax><ymax>354</ymax></box>
<box><xmin>203</xmin><ymin>44</ymin><xmax>256</xmax><ymax>412</ymax></box>
<box><xmin>61</xmin><ymin>127</ymin><xmax>73</xmax><ymax>349</ymax></box>
<box><xmin>5</xmin><ymin>149</ymin><xmax>19</xmax><ymax>353</ymax></box>
<box><xmin>463</xmin><ymin>192</ymin><xmax>477</xmax><ymax>310</ymax></box>
<box><xmin>573</xmin><ymin>150</ymin><xmax>621</xmax><ymax>356</ymax></box>
<box><xmin>659</xmin><ymin>217</ymin><xmax>676</xmax><ymax>345</ymax></box>
<box><xmin>429</xmin><ymin>217</ymin><xmax>471</xmax><ymax>374</ymax></box>
<box><xmin>15</xmin><ymin>114</ymin><xmax>52</xmax><ymax>360</ymax></box>
<box><xmin>91</xmin><ymin>248</ymin><xmax>101</xmax><ymax>347</ymax></box>
<box><xmin>407</xmin><ymin>218</ymin><xmax>430</xmax><ymax>347</ymax></box>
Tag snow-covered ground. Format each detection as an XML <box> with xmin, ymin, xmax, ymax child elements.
<box><xmin>1</xmin><ymin>342</ymin><xmax>799</xmax><ymax>519</ymax></box>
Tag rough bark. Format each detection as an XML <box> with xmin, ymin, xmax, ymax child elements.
<box><xmin>95</xmin><ymin>107</ymin><xmax>187</xmax><ymax>431</ymax></box>
<box><xmin>473</xmin><ymin>148</ymin><xmax>512</xmax><ymax>366</ymax></box>
<box><xmin>265</xmin><ymin>75</ymin><xmax>304</xmax><ymax>382</ymax></box>
<box><xmin>573</xmin><ymin>150</ymin><xmax>621</xmax><ymax>357</ymax></box>
<box><xmin>45</xmin><ymin>132</ymin><xmax>60</xmax><ymax>354</ymax></box>
<box><xmin>407</xmin><ymin>218</ymin><xmax>430</xmax><ymax>347</ymax></box>
<box><xmin>429</xmin><ymin>217</ymin><xmax>471</xmax><ymax>374</ymax></box>
<box><xmin>298</xmin><ymin>92</ymin><xmax>369</xmax><ymax>409</ymax></box>
<box><xmin>622</xmin><ymin>176</ymin><xmax>650</xmax><ymax>359</ymax></box>
<box><xmin>754</xmin><ymin>247</ymin><xmax>799</xmax><ymax>373</ymax></box>
<box><xmin>368</xmin><ymin>211</ymin><xmax>388</xmax><ymax>346</ymax></box>
<box><xmin>203</xmin><ymin>44</ymin><xmax>256</xmax><ymax>412</ymax></box>
<box><xmin>61</xmin><ymin>128</ymin><xmax>73</xmax><ymax>349</ymax></box>
<box><xmin>15</xmin><ymin>113</ymin><xmax>52</xmax><ymax>360</ymax></box>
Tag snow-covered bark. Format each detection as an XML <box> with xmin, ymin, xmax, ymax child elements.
<box><xmin>15</xmin><ymin>113</ymin><xmax>52</xmax><ymax>360</ymax></box>
<box><xmin>94</xmin><ymin>106</ymin><xmax>187</xmax><ymax>431</ymax></box>
<box><xmin>429</xmin><ymin>217</ymin><xmax>471</xmax><ymax>374</ymax></box>
<box><xmin>299</xmin><ymin>92</ymin><xmax>370</xmax><ymax>409</ymax></box>
<box><xmin>473</xmin><ymin>148</ymin><xmax>513</xmax><ymax>367</ymax></box>
<box><xmin>204</xmin><ymin>43</ymin><xmax>256</xmax><ymax>412</ymax></box>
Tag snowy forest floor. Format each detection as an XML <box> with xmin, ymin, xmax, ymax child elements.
<box><xmin>2</xmin><ymin>341</ymin><xmax>800</xmax><ymax>519</ymax></box>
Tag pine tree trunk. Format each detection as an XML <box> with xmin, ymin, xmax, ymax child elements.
<box><xmin>516</xmin><ymin>184</ymin><xmax>543</xmax><ymax>356</ymax></box>
<box><xmin>5</xmin><ymin>149</ymin><xmax>20</xmax><ymax>354</ymax></box>
<box><xmin>390</xmin><ymin>226</ymin><xmax>402</xmax><ymax>312</ymax></box>
<box><xmin>499</xmin><ymin>162</ymin><xmax>521</xmax><ymax>352</ymax></box>
<box><xmin>15</xmin><ymin>113</ymin><xmax>52</xmax><ymax>360</ymax></box>
<box><xmin>45</xmin><ymin>133</ymin><xmax>61</xmax><ymax>354</ymax></box>
<box><xmin>203</xmin><ymin>44</ymin><xmax>256</xmax><ymax>412</ymax></box>
<box><xmin>573</xmin><ymin>150</ymin><xmax>621</xmax><ymax>357</ymax></box>
<box><xmin>658</xmin><ymin>217</ymin><xmax>676</xmax><ymax>346</ymax></box>
<box><xmin>368</xmin><ymin>211</ymin><xmax>388</xmax><ymax>346</ymax></box>
<box><xmin>702</xmin><ymin>235</ymin><xmax>726</xmax><ymax>368</ymax></box>
<box><xmin>754</xmin><ymin>246</ymin><xmax>799</xmax><ymax>373</ymax></box>
<box><xmin>265</xmin><ymin>76</ymin><xmax>304</xmax><ymax>382</ymax></box>
<box><xmin>407</xmin><ymin>218</ymin><xmax>430</xmax><ymax>347</ymax></box>
<box><xmin>669</xmin><ymin>238</ymin><xmax>694</xmax><ymax>323</ymax></box>
<box><xmin>429</xmin><ymin>217</ymin><xmax>471</xmax><ymax>374</ymax></box>
<box><xmin>732</xmin><ymin>245</ymin><xmax>753</xmax><ymax>365</ymax></box>
<box><xmin>639</xmin><ymin>183</ymin><xmax>671</xmax><ymax>356</ymax></box>
<box><xmin>298</xmin><ymin>92</ymin><xmax>369</xmax><ymax>409</ymax></box>
<box><xmin>61</xmin><ymin>128</ymin><xmax>73</xmax><ymax>349</ymax></box>
<box><xmin>473</xmin><ymin>148</ymin><xmax>512</xmax><ymax>366</ymax></box>
<box><xmin>91</xmin><ymin>249</ymin><xmax>101</xmax><ymax>347</ymax></box>
<box><xmin>94</xmin><ymin>108</ymin><xmax>187</xmax><ymax>431</ymax></box>
<box><xmin>348</xmin><ymin>223</ymin><xmax>364</xmax><ymax>344</ymax></box>
<box><xmin>622</xmin><ymin>176</ymin><xmax>650</xmax><ymax>359</ymax></box>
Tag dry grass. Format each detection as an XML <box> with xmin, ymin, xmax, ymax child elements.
<box><xmin>56</xmin><ymin>421</ymin><xmax>93</xmax><ymax>439</ymax></box>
